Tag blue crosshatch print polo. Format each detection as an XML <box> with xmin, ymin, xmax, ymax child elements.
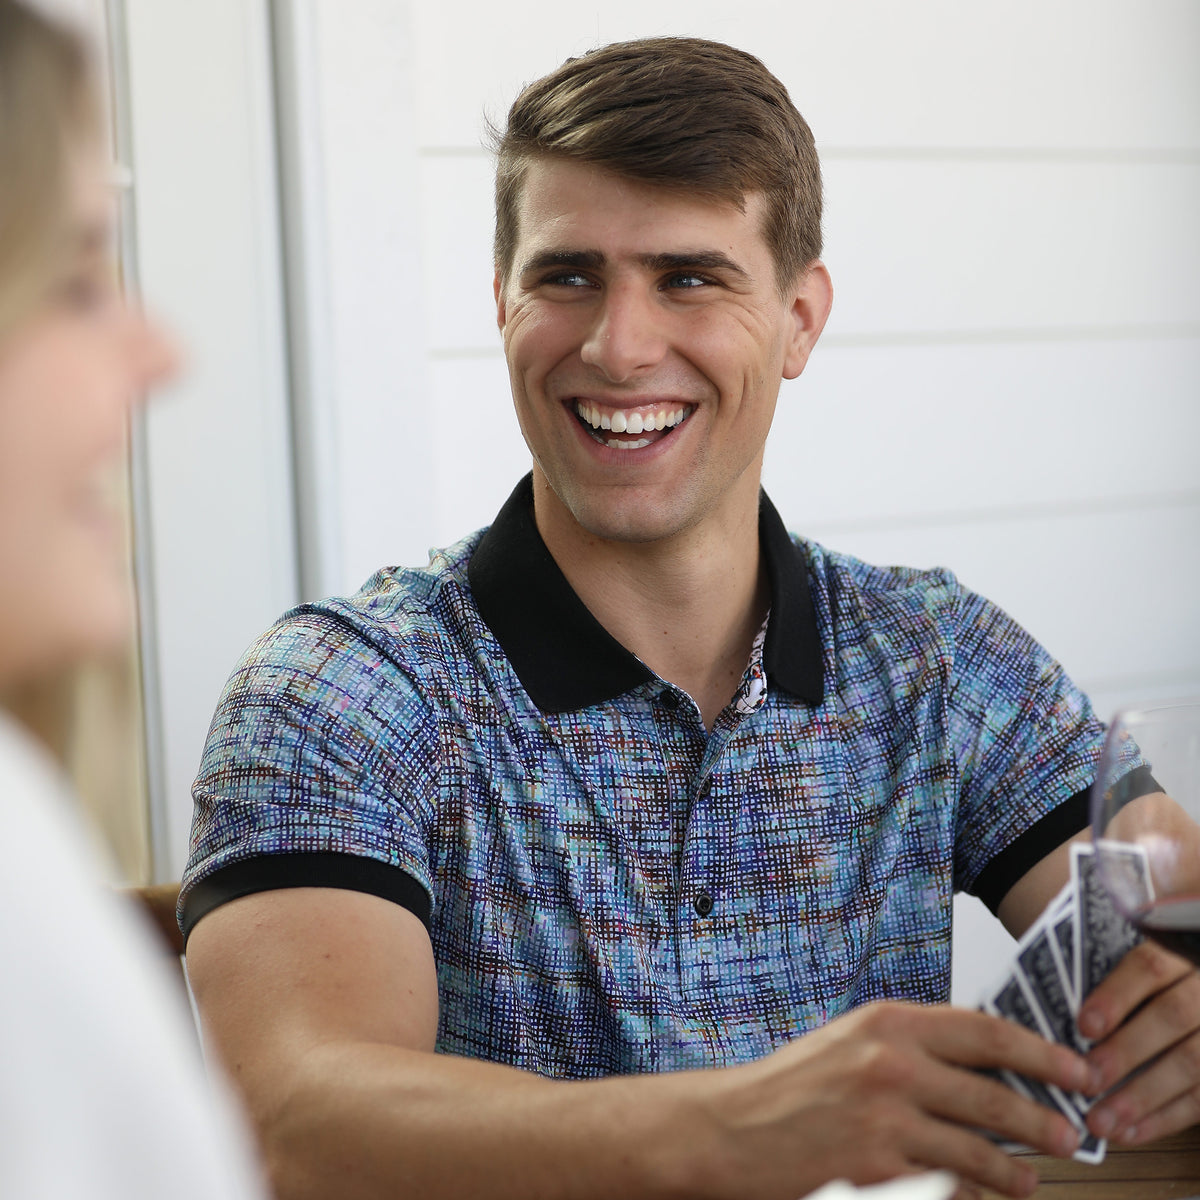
<box><xmin>181</xmin><ymin>475</ymin><xmax>1104</xmax><ymax>1076</ymax></box>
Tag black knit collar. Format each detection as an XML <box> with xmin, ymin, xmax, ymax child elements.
<box><xmin>467</xmin><ymin>475</ymin><xmax>824</xmax><ymax>712</ymax></box>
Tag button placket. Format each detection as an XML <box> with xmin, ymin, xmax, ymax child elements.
<box><xmin>681</xmin><ymin>770</ymin><xmax>719</xmax><ymax>936</ymax></box>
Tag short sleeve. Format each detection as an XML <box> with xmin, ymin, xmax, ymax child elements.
<box><xmin>947</xmin><ymin>587</ymin><xmax>1104</xmax><ymax>908</ymax></box>
<box><xmin>179</xmin><ymin>606</ymin><xmax>439</xmax><ymax>936</ymax></box>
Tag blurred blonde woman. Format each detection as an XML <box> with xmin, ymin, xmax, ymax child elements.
<box><xmin>0</xmin><ymin>3</ymin><xmax>265</xmax><ymax>1194</ymax></box>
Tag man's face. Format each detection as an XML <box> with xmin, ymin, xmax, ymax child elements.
<box><xmin>495</xmin><ymin>158</ymin><xmax>829</xmax><ymax>550</ymax></box>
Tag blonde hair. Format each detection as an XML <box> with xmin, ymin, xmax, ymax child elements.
<box><xmin>0</xmin><ymin>0</ymin><xmax>95</xmax><ymax>342</ymax></box>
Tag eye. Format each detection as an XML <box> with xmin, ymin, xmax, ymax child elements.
<box><xmin>541</xmin><ymin>270</ymin><xmax>594</xmax><ymax>289</ymax></box>
<box><xmin>57</xmin><ymin>264</ymin><xmax>116</xmax><ymax>312</ymax></box>
<box><xmin>662</xmin><ymin>272</ymin><xmax>715</xmax><ymax>291</ymax></box>
<box><xmin>60</xmin><ymin>276</ymin><xmax>104</xmax><ymax>309</ymax></box>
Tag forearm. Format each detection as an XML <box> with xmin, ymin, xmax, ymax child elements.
<box><xmin>257</xmin><ymin>1041</ymin><xmax>720</xmax><ymax>1200</ymax></box>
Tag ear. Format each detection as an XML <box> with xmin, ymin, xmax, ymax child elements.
<box><xmin>781</xmin><ymin>261</ymin><xmax>833</xmax><ymax>380</ymax></box>
<box><xmin>494</xmin><ymin>272</ymin><xmax>507</xmax><ymax>334</ymax></box>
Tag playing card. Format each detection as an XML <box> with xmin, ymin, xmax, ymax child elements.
<box><xmin>1014</xmin><ymin>924</ymin><xmax>1088</xmax><ymax>1058</ymax></box>
<box><xmin>1071</xmin><ymin>842</ymin><xmax>1152</xmax><ymax>1007</ymax></box>
<box><xmin>976</xmin><ymin>974</ymin><xmax>1108</xmax><ymax>1164</ymax></box>
<box><xmin>985</xmin><ymin>977</ymin><xmax>1084</xmax><ymax>1130</ymax></box>
<box><xmin>1051</xmin><ymin>908</ymin><xmax>1077</xmax><ymax>1012</ymax></box>
<box><xmin>1047</xmin><ymin>879</ymin><xmax>1074</xmax><ymax>917</ymax></box>
<box><xmin>1096</xmin><ymin>837</ymin><xmax>1156</xmax><ymax>912</ymax></box>
<box><xmin>1071</xmin><ymin>1130</ymin><xmax>1107</xmax><ymax>1165</ymax></box>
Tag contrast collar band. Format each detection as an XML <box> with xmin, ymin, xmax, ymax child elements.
<box><xmin>468</xmin><ymin>475</ymin><xmax>824</xmax><ymax>713</ymax></box>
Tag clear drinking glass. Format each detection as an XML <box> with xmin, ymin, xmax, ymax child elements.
<box><xmin>1090</xmin><ymin>701</ymin><xmax>1200</xmax><ymax>967</ymax></box>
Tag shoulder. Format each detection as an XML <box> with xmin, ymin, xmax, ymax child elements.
<box><xmin>793</xmin><ymin>536</ymin><xmax>1052</xmax><ymax>693</ymax></box>
<box><xmin>201</xmin><ymin>531</ymin><xmax>501</xmax><ymax>789</ymax></box>
<box><xmin>0</xmin><ymin>719</ymin><xmax>266</xmax><ymax>1199</ymax></box>
<box><xmin>798</xmin><ymin>536</ymin><xmax>967</xmax><ymax>642</ymax></box>
<box><xmin>232</xmin><ymin>530</ymin><xmax>489</xmax><ymax>692</ymax></box>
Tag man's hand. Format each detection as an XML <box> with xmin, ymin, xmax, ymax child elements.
<box><xmin>189</xmin><ymin>889</ymin><xmax>1088</xmax><ymax>1200</ymax></box>
<box><xmin>998</xmin><ymin>815</ymin><xmax>1200</xmax><ymax>1150</ymax></box>
<box><xmin>702</xmin><ymin>1000</ymin><xmax>1089</xmax><ymax>1200</ymax></box>
<box><xmin>1080</xmin><ymin>941</ymin><xmax>1200</xmax><ymax>1145</ymax></box>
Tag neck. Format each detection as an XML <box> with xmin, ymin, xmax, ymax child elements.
<box><xmin>532</xmin><ymin>475</ymin><xmax>767</xmax><ymax>729</ymax></box>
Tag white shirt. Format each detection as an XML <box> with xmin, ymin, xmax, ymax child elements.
<box><xmin>0</xmin><ymin>711</ymin><xmax>266</xmax><ymax>1199</ymax></box>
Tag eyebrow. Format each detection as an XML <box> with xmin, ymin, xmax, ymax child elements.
<box><xmin>518</xmin><ymin>248</ymin><xmax>750</xmax><ymax>280</ymax></box>
<box><xmin>642</xmin><ymin>251</ymin><xmax>749</xmax><ymax>280</ymax></box>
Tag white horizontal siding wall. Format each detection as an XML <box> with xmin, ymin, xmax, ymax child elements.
<box><xmin>286</xmin><ymin>0</ymin><xmax>1200</xmax><ymax>1003</ymax></box>
<box><xmin>121</xmin><ymin>0</ymin><xmax>298</xmax><ymax>876</ymax></box>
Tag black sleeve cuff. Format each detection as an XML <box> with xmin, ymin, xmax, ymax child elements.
<box><xmin>970</xmin><ymin>765</ymin><xmax>1163</xmax><ymax>914</ymax></box>
<box><xmin>180</xmin><ymin>852</ymin><xmax>432</xmax><ymax>945</ymax></box>
<box><xmin>971</xmin><ymin>787</ymin><xmax>1091</xmax><ymax>914</ymax></box>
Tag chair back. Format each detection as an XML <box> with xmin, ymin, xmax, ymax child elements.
<box><xmin>124</xmin><ymin>881</ymin><xmax>185</xmax><ymax>957</ymax></box>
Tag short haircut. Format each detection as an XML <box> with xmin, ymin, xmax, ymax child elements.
<box><xmin>491</xmin><ymin>36</ymin><xmax>822</xmax><ymax>291</ymax></box>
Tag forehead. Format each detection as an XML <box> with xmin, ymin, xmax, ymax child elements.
<box><xmin>511</xmin><ymin>158</ymin><xmax>770</xmax><ymax>265</ymax></box>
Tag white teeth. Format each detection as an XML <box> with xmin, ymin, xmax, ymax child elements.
<box><xmin>573</xmin><ymin>400</ymin><xmax>693</xmax><ymax>443</ymax></box>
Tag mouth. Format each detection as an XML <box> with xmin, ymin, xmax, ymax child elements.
<box><xmin>571</xmin><ymin>400</ymin><xmax>694</xmax><ymax>451</ymax></box>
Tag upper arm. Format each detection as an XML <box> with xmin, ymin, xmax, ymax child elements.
<box><xmin>181</xmin><ymin>608</ymin><xmax>443</xmax><ymax>1108</ymax></box>
<box><xmin>998</xmin><ymin>786</ymin><xmax>1193</xmax><ymax>939</ymax></box>
<box><xmin>945</xmin><ymin>587</ymin><xmax>1104</xmax><ymax>907</ymax></box>
<box><xmin>186</xmin><ymin>887</ymin><xmax>439</xmax><ymax>1125</ymax></box>
<box><xmin>995</xmin><ymin>827</ymin><xmax>1090</xmax><ymax>939</ymax></box>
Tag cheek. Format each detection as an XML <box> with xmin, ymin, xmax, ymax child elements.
<box><xmin>0</xmin><ymin>368</ymin><xmax>67</xmax><ymax>515</ymax></box>
<box><xmin>0</xmin><ymin>320</ymin><xmax>138</xmax><ymax>671</ymax></box>
<box><xmin>38</xmin><ymin>334</ymin><xmax>132</xmax><ymax>469</ymax></box>
<box><xmin>0</xmin><ymin>329</ymin><xmax>127</xmax><ymax>553</ymax></box>
<box><xmin>505</xmin><ymin>302</ymin><xmax>584</xmax><ymax>369</ymax></box>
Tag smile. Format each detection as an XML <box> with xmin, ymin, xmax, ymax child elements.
<box><xmin>572</xmin><ymin>400</ymin><xmax>693</xmax><ymax>451</ymax></box>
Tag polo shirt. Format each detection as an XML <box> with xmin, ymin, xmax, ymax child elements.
<box><xmin>181</xmin><ymin>475</ymin><xmax>1102</xmax><ymax>1076</ymax></box>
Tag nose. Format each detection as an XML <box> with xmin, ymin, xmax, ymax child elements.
<box><xmin>579</xmin><ymin>282</ymin><xmax>667</xmax><ymax>382</ymax></box>
<box><xmin>124</xmin><ymin>305</ymin><xmax>181</xmax><ymax>398</ymax></box>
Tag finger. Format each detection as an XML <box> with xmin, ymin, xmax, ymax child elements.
<box><xmin>1088</xmin><ymin>1026</ymin><xmax>1200</xmax><ymax>1138</ymax></box>
<box><xmin>904</xmin><ymin>1006</ymin><xmax>1089</xmax><ymax>1095</ymax></box>
<box><xmin>1107</xmin><ymin>1083</ymin><xmax>1200</xmax><ymax>1147</ymax></box>
<box><xmin>903</xmin><ymin>1117</ymin><xmax>1039</xmax><ymax>1198</ymax></box>
<box><xmin>919</xmin><ymin>1060</ymin><xmax>1081</xmax><ymax>1160</ymax></box>
<box><xmin>1087</xmin><ymin>968</ymin><xmax>1200</xmax><ymax>1094</ymax></box>
<box><xmin>1077</xmin><ymin>942</ymin><xmax>1192</xmax><ymax>1042</ymax></box>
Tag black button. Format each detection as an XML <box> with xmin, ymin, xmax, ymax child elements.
<box><xmin>694</xmin><ymin>892</ymin><xmax>714</xmax><ymax>917</ymax></box>
<box><xmin>660</xmin><ymin>689</ymin><xmax>680</xmax><ymax>710</ymax></box>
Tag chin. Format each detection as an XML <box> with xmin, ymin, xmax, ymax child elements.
<box><xmin>46</xmin><ymin>567</ymin><xmax>132</xmax><ymax>667</ymax></box>
<box><xmin>565</xmin><ymin>489</ymin><xmax>697</xmax><ymax>546</ymax></box>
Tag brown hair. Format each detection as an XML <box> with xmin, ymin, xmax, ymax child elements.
<box><xmin>491</xmin><ymin>36</ymin><xmax>822</xmax><ymax>291</ymax></box>
<box><xmin>0</xmin><ymin>0</ymin><xmax>94</xmax><ymax>341</ymax></box>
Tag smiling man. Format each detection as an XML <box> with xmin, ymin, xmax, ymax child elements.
<box><xmin>181</xmin><ymin>37</ymin><xmax>1200</xmax><ymax>1200</ymax></box>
